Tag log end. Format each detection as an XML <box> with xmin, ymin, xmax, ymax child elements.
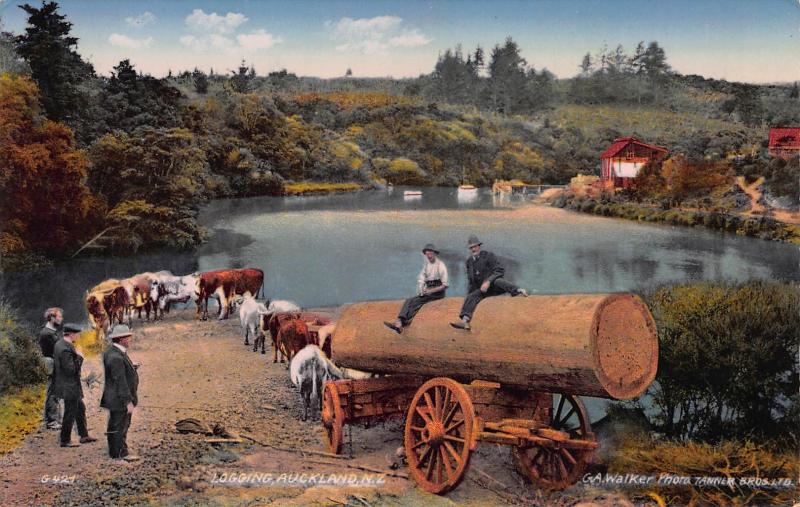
<box><xmin>591</xmin><ymin>294</ymin><xmax>658</xmax><ymax>400</ymax></box>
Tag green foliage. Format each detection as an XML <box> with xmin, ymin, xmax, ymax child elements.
<box><xmin>385</xmin><ymin>158</ymin><xmax>426</xmax><ymax>185</ymax></box>
<box><xmin>192</xmin><ymin>68</ymin><xmax>208</xmax><ymax>94</ymax></box>
<box><xmin>105</xmin><ymin>199</ymin><xmax>206</xmax><ymax>252</ymax></box>
<box><xmin>13</xmin><ymin>2</ymin><xmax>95</xmax><ymax>125</ymax></box>
<box><xmin>0</xmin><ymin>300</ymin><xmax>46</xmax><ymax>393</ymax></box>
<box><xmin>638</xmin><ymin>281</ymin><xmax>799</xmax><ymax>442</ymax></box>
<box><xmin>765</xmin><ymin>156</ymin><xmax>799</xmax><ymax>201</ymax></box>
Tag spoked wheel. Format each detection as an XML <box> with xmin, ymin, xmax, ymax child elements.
<box><xmin>512</xmin><ymin>393</ymin><xmax>595</xmax><ymax>490</ymax></box>
<box><xmin>321</xmin><ymin>381</ymin><xmax>344</xmax><ymax>454</ymax></box>
<box><xmin>404</xmin><ymin>377</ymin><xmax>475</xmax><ymax>494</ymax></box>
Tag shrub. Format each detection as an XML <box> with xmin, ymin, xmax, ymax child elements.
<box><xmin>633</xmin><ymin>281</ymin><xmax>799</xmax><ymax>442</ymax></box>
<box><xmin>385</xmin><ymin>158</ymin><xmax>427</xmax><ymax>185</ymax></box>
<box><xmin>0</xmin><ymin>300</ymin><xmax>46</xmax><ymax>394</ymax></box>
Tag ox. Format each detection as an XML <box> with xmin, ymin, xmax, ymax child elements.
<box><xmin>158</xmin><ymin>272</ymin><xmax>199</xmax><ymax>315</ymax></box>
<box><xmin>85</xmin><ymin>291</ymin><xmax>110</xmax><ymax>341</ymax></box>
<box><xmin>256</xmin><ymin>300</ymin><xmax>301</xmax><ymax>356</ymax></box>
<box><xmin>275</xmin><ymin>314</ymin><xmax>311</xmax><ymax>368</ymax></box>
<box><xmin>238</xmin><ymin>293</ymin><xmax>268</xmax><ymax>352</ymax></box>
<box><xmin>196</xmin><ymin>268</ymin><xmax>264</xmax><ymax>321</ymax></box>
<box><xmin>266</xmin><ymin>310</ymin><xmax>330</xmax><ymax>364</ymax></box>
<box><xmin>290</xmin><ymin>345</ymin><xmax>343</xmax><ymax>421</ymax></box>
<box><xmin>103</xmin><ymin>286</ymin><xmax>131</xmax><ymax>327</ymax></box>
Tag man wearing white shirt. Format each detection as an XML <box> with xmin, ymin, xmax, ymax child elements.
<box><xmin>384</xmin><ymin>243</ymin><xmax>448</xmax><ymax>334</ymax></box>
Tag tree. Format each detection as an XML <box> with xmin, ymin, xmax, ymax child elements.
<box><xmin>230</xmin><ymin>59</ymin><xmax>254</xmax><ymax>93</ymax></box>
<box><xmin>487</xmin><ymin>37</ymin><xmax>530</xmax><ymax>114</ymax></box>
<box><xmin>789</xmin><ymin>82</ymin><xmax>798</xmax><ymax>99</ymax></box>
<box><xmin>14</xmin><ymin>2</ymin><xmax>94</xmax><ymax>123</ymax></box>
<box><xmin>192</xmin><ymin>67</ymin><xmax>209</xmax><ymax>94</ymax></box>
<box><xmin>0</xmin><ymin>74</ymin><xmax>101</xmax><ymax>256</ymax></box>
<box><xmin>430</xmin><ymin>46</ymin><xmax>479</xmax><ymax>105</ymax></box>
<box><xmin>345</xmin><ymin>67</ymin><xmax>352</xmax><ymax>77</ymax></box>
<box><xmin>0</xmin><ymin>28</ymin><xmax>29</xmax><ymax>75</ymax></box>
<box><xmin>579</xmin><ymin>52</ymin><xmax>593</xmax><ymax>76</ymax></box>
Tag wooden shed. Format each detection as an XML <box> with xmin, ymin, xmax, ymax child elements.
<box><xmin>600</xmin><ymin>136</ymin><xmax>668</xmax><ymax>188</ymax></box>
<box><xmin>768</xmin><ymin>128</ymin><xmax>800</xmax><ymax>159</ymax></box>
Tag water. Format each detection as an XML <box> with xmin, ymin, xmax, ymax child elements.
<box><xmin>2</xmin><ymin>187</ymin><xmax>797</xmax><ymax>419</ymax></box>
<box><xmin>2</xmin><ymin>187</ymin><xmax>797</xmax><ymax>326</ymax></box>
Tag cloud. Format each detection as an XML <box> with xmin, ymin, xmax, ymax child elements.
<box><xmin>210</xmin><ymin>34</ymin><xmax>234</xmax><ymax>50</ymax></box>
<box><xmin>237</xmin><ymin>29</ymin><xmax>283</xmax><ymax>50</ymax></box>
<box><xmin>330</xmin><ymin>15</ymin><xmax>430</xmax><ymax>54</ymax></box>
<box><xmin>389</xmin><ymin>29</ymin><xmax>432</xmax><ymax>48</ymax></box>
<box><xmin>125</xmin><ymin>11</ymin><xmax>155</xmax><ymax>28</ymax></box>
<box><xmin>185</xmin><ymin>8</ymin><xmax>248</xmax><ymax>34</ymax></box>
<box><xmin>108</xmin><ymin>33</ymin><xmax>153</xmax><ymax>49</ymax></box>
<box><xmin>180</xmin><ymin>34</ymin><xmax>206</xmax><ymax>51</ymax></box>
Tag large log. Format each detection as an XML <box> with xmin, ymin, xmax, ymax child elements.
<box><xmin>332</xmin><ymin>294</ymin><xmax>657</xmax><ymax>400</ymax></box>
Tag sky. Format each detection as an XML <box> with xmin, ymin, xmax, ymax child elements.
<box><xmin>0</xmin><ymin>0</ymin><xmax>798</xmax><ymax>83</ymax></box>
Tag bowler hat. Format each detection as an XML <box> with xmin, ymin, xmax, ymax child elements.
<box><xmin>108</xmin><ymin>324</ymin><xmax>133</xmax><ymax>341</ymax></box>
<box><xmin>467</xmin><ymin>235</ymin><xmax>482</xmax><ymax>248</ymax></box>
<box><xmin>422</xmin><ymin>243</ymin><xmax>440</xmax><ymax>254</ymax></box>
<box><xmin>63</xmin><ymin>323</ymin><xmax>83</xmax><ymax>334</ymax></box>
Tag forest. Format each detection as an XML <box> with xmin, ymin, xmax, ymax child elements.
<box><xmin>1</xmin><ymin>2</ymin><xmax>798</xmax><ymax>264</ymax></box>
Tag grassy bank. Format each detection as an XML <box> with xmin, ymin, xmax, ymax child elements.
<box><xmin>609</xmin><ymin>437</ymin><xmax>799</xmax><ymax>506</ymax></box>
<box><xmin>0</xmin><ymin>384</ymin><xmax>45</xmax><ymax>454</ymax></box>
<box><xmin>283</xmin><ymin>182</ymin><xmax>366</xmax><ymax>196</ymax></box>
<box><xmin>556</xmin><ymin>195</ymin><xmax>800</xmax><ymax>244</ymax></box>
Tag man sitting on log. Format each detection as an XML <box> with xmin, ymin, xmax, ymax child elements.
<box><xmin>384</xmin><ymin>243</ymin><xmax>448</xmax><ymax>334</ymax></box>
<box><xmin>450</xmin><ymin>235</ymin><xmax>527</xmax><ymax>331</ymax></box>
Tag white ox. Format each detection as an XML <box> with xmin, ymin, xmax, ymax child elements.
<box><xmin>238</xmin><ymin>293</ymin><xmax>268</xmax><ymax>351</ymax></box>
<box><xmin>289</xmin><ymin>344</ymin><xmax>343</xmax><ymax>421</ymax></box>
<box><xmin>155</xmin><ymin>272</ymin><xmax>199</xmax><ymax>315</ymax></box>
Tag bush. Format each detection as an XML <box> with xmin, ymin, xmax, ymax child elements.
<box><xmin>385</xmin><ymin>158</ymin><xmax>427</xmax><ymax>185</ymax></box>
<box><xmin>0</xmin><ymin>300</ymin><xmax>46</xmax><ymax>393</ymax></box>
<box><xmin>635</xmin><ymin>281</ymin><xmax>799</xmax><ymax>442</ymax></box>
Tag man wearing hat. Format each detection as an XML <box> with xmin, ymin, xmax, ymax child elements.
<box><xmin>384</xmin><ymin>243</ymin><xmax>449</xmax><ymax>334</ymax></box>
<box><xmin>450</xmin><ymin>235</ymin><xmax>528</xmax><ymax>331</ymax></box>
<box><xmin>52</xmin><ymin>323</ymin><xmax>97</xmax><ymax>447</ymax></box>
<box><xmin>101</xmin><ymin>324</ymin><xmax>140</xmax><ymax>462</ymax></box>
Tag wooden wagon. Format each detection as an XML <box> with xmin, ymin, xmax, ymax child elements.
<box><xmin>321</xmin><ymin>294</ymin><xmax>658</xmax><ymax>494</ymax></box>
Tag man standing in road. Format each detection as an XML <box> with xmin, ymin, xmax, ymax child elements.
<box><xmin>450</xmin><ymin>235</ymin><xmax>528</xmax><ymax>331</ymax></box>
<box><xmin>101</xmin><ymin>325</ymin><xmax>140</xmax><ymax>463</ymax></box>
<box><xmin>53</xmin><ymin>323</ymin><xmax>97</xmax><ymax>447</ymax></box>
<box><xmin>384</xmin><ymin>243</ymin><xmax>449</xmax><ymax>334</ymax></box>
<box><xmin>39</xmin><ymin>307</ymin><xmax>63</xmax><ymax>430</ymax></box>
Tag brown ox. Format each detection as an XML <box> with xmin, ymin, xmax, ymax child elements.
<box><xmin>275</xmin><ymin>314</ymin><xmax>311</xmax><ymax>367</ymax></box>
<box><xmin>128</xmin><ymin>275</ymin><xmax>156</xmax><ymax>321</ymax></box>
<box><xmin>103</xmin><ymin>286</ymin><xmax>130</xmax><ymax>327</ymax></box>
<box><xmin>86</xmin><ymin>291</ymin><xmax>109</xmax><ymax>341</ymax></box>
<box><xmin>265</xmin><ymin>312</ymin><xmax>331</xmax><ymax>363</ymax></box>
<box><xmin>196</xmin><ymin>268</ymin><xmax>264</xmax><ymax>321</ymax></box>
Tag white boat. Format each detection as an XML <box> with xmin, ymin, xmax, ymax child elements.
<box><xmin>403</xmin><ymin>190</ymin><xmax>423</xmax><ymax>198</ymax></box>
<box><xmin>458</xmin><ymin>184</ymin><xmax>477</xmax><ymax>191</ymax></box>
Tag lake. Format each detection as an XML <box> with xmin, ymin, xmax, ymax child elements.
<box><xmin>2</xmin><ymin>187</ymin><xmax>797</xmax><ymax>326</ymax></box>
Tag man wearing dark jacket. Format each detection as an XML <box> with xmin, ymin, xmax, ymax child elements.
<box><xmin>52</xmin><ymin>323</ymin><xmax>97</xmax><ymax>447</ymax></box>
<box><xmin>39</xmin><ymin>307</ymin><xmax>63</xmax><ymax>430</ymax></box>
<box><xmin>101</xmin><ymin>325</ymin><xmax>140</xmax><ymax>462</ymax></box>
<box><xmin>450</xmin><ymin>235</ymin><xmax>528</xmax><ymax>331</ymax></box>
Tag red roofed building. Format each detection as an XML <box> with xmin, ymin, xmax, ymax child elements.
<box><xmin>768</xmin><ymin>128</ymin><xmax>800</xmax><ymax>158</ymax></box>
<box><xmin>600</xmin><ymin>137</ymin><xmax>668</xmax><ymax>189</ymax></box>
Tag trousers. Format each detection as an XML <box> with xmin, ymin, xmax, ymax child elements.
<box><xmin>60</xmin><ymin>398</ymin><xmax>88</xmax><ymax>444</ymax></box>
<box><xmin>43</xmin><ymin>374</ymin><xmax>62</xmax><ymax>427</ymax></box>
<box><xmin>459</xmin><ymin>278</ymin><xmax>519</xmax><ymax>320</ymax></box>
<box><xmin>106</xmin><ymin>409</ymin><xmax>132</xmax><ymax>459</ymax></box>
<box><xmin>398</xmin><ymin>290</ymin><xmax>445</xmax><ymax>326</ymax></box>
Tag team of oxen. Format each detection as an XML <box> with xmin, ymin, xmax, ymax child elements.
<box><xmin>85</xmin><ymin>267</ymin><xmax>344</xmax><ymax>420</ymax></box>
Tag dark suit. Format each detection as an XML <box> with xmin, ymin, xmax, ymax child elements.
<box><xmin>459</xmin><ymin>250</ymin><xmax>520</xmax><ymax>320</ymax></box>
<box><xmin>101</xmin><ymin>344</ymin><xmax>139</xmax><ymax>459</ymax></box>
<box><xmin>52</xmin><ymin>338</ymin><xmax>88</xmax><ymax>444</ymax></box>
<box><xmin>39</xmin><ymin>325</ymin><xmax>62</xmax><ymax>427</ymax></box>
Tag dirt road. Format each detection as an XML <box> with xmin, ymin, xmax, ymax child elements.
<box><xmin>0</xmin><ymin>309</ymin><xmax>630</xmax><ymax>507</ymax></box>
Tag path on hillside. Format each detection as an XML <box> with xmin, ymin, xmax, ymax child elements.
<box><xmin>0</xmin><ymin>309</ymin><xmax>625</xmax><ymax>507</ymax></box>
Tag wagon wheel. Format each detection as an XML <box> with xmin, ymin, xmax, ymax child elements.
<box><xmin>321</xmin><ymin>382</ymin><xmax>344</xmax><ymax>454</ymax></box>
<box><xmin>404</xmin><ymin>377</ymin><xmax>475</xmax><ymax>494</ymax></box>
<box><xmin>512</xmin><ymin>393</ymin><xmax>594</xmax><ymax>491</ymax></box>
